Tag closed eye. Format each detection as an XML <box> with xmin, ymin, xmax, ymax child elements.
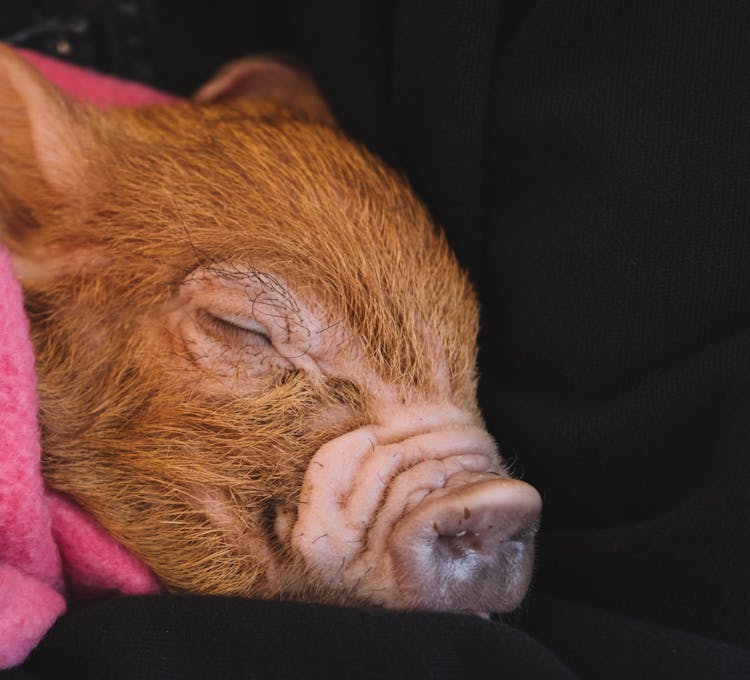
<box><xmin>198</xmin><ymin>310</ymin><xmax>272</xmax><ymax>349</ymax></box>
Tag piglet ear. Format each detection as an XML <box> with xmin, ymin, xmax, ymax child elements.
<box><xmin>0</xmin><ymin>44</ymin><xmax>91</xmax><ymax>210</ymax></box>
<box><xmin>0</xmin><ymin>45</ymin><xmax>97</xmax><ymax>277</ymax></box>
<box><xmin>193</xmin><ymin>56</ymin><xmax>336</xmax><ymax>124</ymax></box>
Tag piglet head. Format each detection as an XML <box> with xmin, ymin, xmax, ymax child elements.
<box><xmin>0</xmin><ymin>46</ymin><xmax>540</xmax><ymax>614</ymax></box>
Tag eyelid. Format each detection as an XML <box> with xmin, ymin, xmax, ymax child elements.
<box><xmin>198</xmin><ymin>310</ymin><xmax>272</xmax><ymax>348</ymax></box>
<box><xmin>209</xmin><ymin>312</ymin><xmax>271</xmax><ymax>340</ymax></box>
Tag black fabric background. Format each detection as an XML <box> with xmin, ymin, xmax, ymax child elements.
<box><xmin>2</xmin><ymin>1</ymin><xmax>750</xmax><ymax>677</ymax></box>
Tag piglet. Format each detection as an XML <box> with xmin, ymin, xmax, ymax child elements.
<box><xmin>0</xmin><ymin>45</ymin><xmax>541</xmax><ymax>615</ymax></box>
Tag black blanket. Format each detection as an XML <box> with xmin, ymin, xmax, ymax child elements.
<box><xmin>3</xmin><ymin>1</ymin><xmax>749</xmax><ymax>678</ymax></box>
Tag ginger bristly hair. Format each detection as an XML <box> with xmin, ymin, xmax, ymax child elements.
<box><xmin>8</xmin><ymin>93</ymin><xmax>480</xmax><ymax>599</ymax></box>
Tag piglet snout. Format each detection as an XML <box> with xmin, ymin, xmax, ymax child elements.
<box><xmin>291</xmin><ymin>412</ymin><xmax>541</xmax><ymax>614</ymax></box>
<box><xmin>389</xmin><ymin>475</ymin><xmax>541</xmax><ymax>613</ymax></box>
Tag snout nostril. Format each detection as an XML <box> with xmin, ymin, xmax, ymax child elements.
<box><xmin>434</xmin><ymin>518</ymin><xmax>538</xmax><ymax>561</ymax></box>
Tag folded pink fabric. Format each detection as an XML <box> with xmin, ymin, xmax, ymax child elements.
<box><xmin>0</xmin><ymin>49</ymin><xmax>174</xmax><ymax>668</ymax></box>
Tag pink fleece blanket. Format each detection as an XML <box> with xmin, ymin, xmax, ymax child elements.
<box><xmin>0</xmin><ymin>49</ymin><xmax>176</xmax><ymax>668</ymax></box>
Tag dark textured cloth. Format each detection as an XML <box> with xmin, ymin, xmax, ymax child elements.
<box><xmin>8</xmin><ymin>596</ymin><xmax>578</xmax><ymax>680</ymax></box>
<box><xmin>3</xmin><ymin>1</ymin><xmax>750</xmax><ymax>677</ymax></box>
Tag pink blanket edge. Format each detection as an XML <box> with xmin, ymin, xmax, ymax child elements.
<box><xmin>0</xmin><ymin>48</ymin><xmax>175</xmax><ymax>668</ymax></box>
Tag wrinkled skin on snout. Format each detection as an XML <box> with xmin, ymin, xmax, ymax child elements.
<box><xmin>0</xmin><ymin>47</ymin><xmax>541</xmax><ymax>614</ymax></box>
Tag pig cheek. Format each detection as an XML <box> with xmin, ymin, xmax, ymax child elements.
<box><xmin>164</xmin><ymin>404</ymin><xmax>363</xmax><ymax>594</ymax></box>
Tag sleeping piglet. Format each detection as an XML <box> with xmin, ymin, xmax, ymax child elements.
<box><xmin>0</xmin><ymin>46</ymin><xmax>541</xmax><ymax>615</ymax></box>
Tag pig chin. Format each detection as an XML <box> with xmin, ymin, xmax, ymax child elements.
<box><xmin>284</xmin><ymin>403</ymin><xmax>542</xmax><ymax>615</ymax></box>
